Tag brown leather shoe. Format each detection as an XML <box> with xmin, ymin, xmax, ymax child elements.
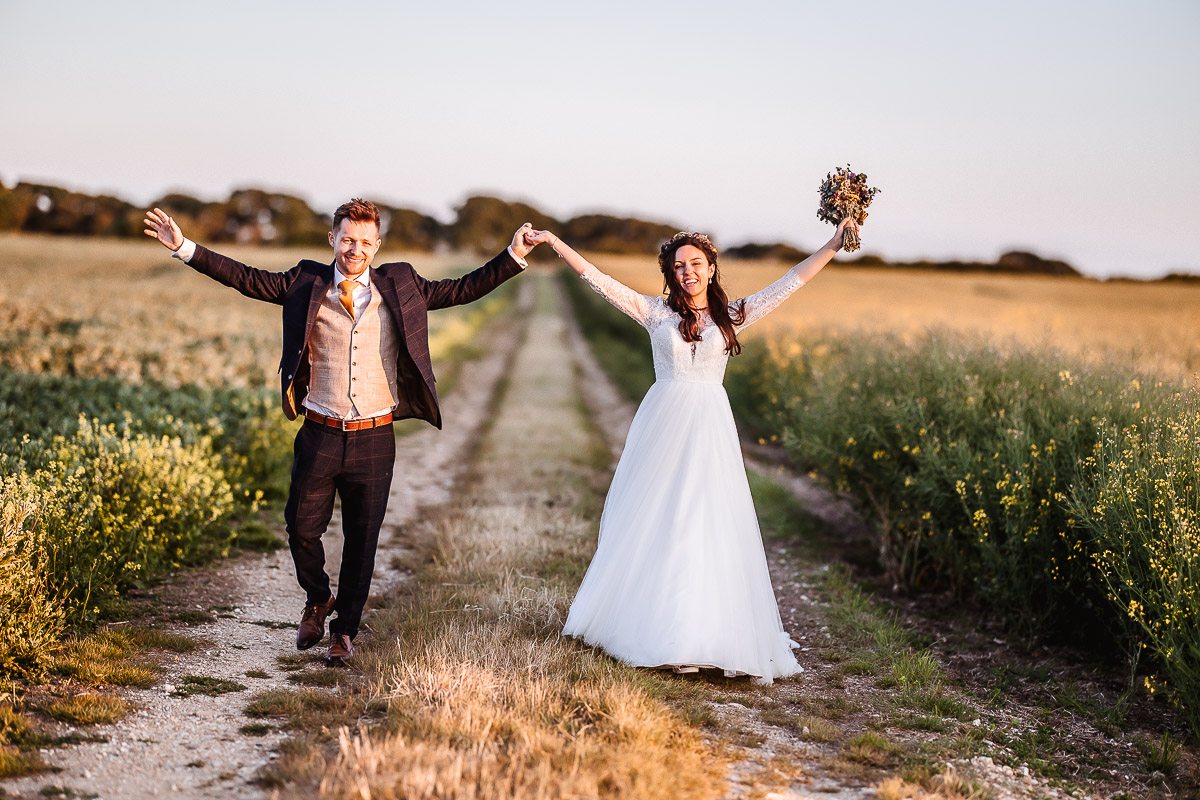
<box><xmin>296</xmin><ymin>596</ymin><xmax>336</xmax><ymax>650</ymax></box>
<box><xmin>326</xmin><ymin>632</ymin><xmax>354</xmax><ymax>664</ymax></box>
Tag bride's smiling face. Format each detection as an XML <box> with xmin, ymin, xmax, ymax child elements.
<box><xmin>673</xmin><ymin>244</ymin><xmax>714</xmax><ymax>306</ymax></box>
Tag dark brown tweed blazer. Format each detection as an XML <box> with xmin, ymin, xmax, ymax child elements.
<box><xmin>185</xmin><ymin>245</ymin><xmax>524</xmax><ymax>428</ymax></box>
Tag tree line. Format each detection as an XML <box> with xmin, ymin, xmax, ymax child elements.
<box><xmin>0</xmin><ymin>179</ymin><xmax>1098</xmax><ymax>276</ymax></box>
<box><xmin>0</xmin><ymin>181</ymin><xmax>684</xmax><ymax>257</ymax></box>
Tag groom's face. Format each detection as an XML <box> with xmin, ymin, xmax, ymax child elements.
<box><xmin>329</xmin><ymin>219</ymin><xmax>381</xmax><ymax>278</ymax></box>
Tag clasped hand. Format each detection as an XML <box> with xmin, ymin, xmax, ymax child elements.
<box><xmin>509</xmin><ymin>223</ymin><xmax>544</xmax><ymax>259</ymax></box>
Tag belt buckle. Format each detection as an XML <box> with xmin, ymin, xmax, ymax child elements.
<box><xmin>340</xmin><ymin>416</ymin><xmax>351</xmax><ymax>432</ymax></box>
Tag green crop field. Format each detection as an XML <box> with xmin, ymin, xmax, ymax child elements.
<box><xmin>584</xmin><ymin>252</ymin><xmax>1200</xmax><ymax>380</ymax></box>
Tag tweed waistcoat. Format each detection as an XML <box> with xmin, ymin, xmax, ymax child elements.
<box><xmin>305</xmin><ymin>281</ymin><xmax>400</xmax><ymax>418</ymax></box>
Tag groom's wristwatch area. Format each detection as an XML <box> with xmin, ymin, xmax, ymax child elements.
<box><xmin>304</xmin><ymin>409</ymin><xmax>394</xmax><ymax>431</ymax></box>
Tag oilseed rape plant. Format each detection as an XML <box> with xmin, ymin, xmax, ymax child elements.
<box><xmin>726</xmin><ymin>331</ymin><xmax>1200</xmax><ymax>737</ymax></box>
<box><xmin>1071</xmin><ymin>401</ymin><xmax>1200</xmax><ymax>736</ymax></box>
<box><xmin>0</xmin><ymin>488</ymin><xmax>67</xmax><ymax>677</ymax></box>
<box><xmin>0</xmin><ymin>377</ymin><xmax>291</xmax><ymax>677</ymax></box>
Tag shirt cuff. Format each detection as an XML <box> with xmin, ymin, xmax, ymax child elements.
<box><xmin>172</xmin><ymin>238</ymin><xmax>197</xmax><ymax>263</ymax></box>
<box><xmin>506</xmin><ymin>246</ymin><xmax>528</xmax><ymax>269</ymax></box>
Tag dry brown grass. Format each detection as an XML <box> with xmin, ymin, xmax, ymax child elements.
<box><xmin>585</xmin><ymin>253</ymin><xmax>1200</xmax><ymax>379</ymax></box>
<box><xmin>39</xmin><ymin>693</ymin><xmax>128</xmax><ymax>725</ymax></box>
<box><xmin>874</xmin><ymin>765</ymin><xmax>992</xmax><ymax>800</ymax></box>
<box><xmin>281</xmin><ymin>274</ymin><xmax>728</xmax><ymax>799</ymax></box>
<box><xmin>244</xmin><ymin>688</ymin><xmax>354</xmax><ymax>731</ymax></box>
<box><xmin>48</xmin><ymin>628</ymin><xmax>190</xmax><ymax>688</ymax></box>
<box><xmin>0</xmin><ymin>704</ymin><xmax>30</xmax><ymax>745</ymax></box>
<box><xmin>0</xmin><ymin>745</ymin><xmax>46</xmax><ymax>779</ymax></box>
<box><xmin>0</xmin><ymin>233</ymin><xmax>481</xmax><ymax>387</ymax></box>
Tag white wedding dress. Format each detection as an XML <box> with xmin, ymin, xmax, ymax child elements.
<box><xmin>564</xmin><ymin>263</ymin><xmax>806</xmax><ymax>684</ymax></box>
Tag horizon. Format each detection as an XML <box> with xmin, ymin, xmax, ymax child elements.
<box><xmin>3</xmin><ymin>175</ymin><xmax>1179</xmax><ymax>280</ymax></box>
<box><xmin>2</xmin><ymin>0</ymin><xmax>1197</xmax><ymax>280</ymax></box>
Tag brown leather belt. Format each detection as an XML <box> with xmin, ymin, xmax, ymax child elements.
<box><xmin>304</xmin><ymin>409</ymin><xmax>394</xmax><ymax>431</ymax></box>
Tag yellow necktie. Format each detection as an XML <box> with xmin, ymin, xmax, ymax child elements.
<box><xmin>338</xmin><ymin>280</ymin><xmax>357</xmax><ymax>317</ymax></box>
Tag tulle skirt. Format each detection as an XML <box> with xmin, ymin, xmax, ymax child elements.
<box><xmin>564</xmin><ymin>379</ymin><xmax>801</xmax><ymax>684</ymax></box>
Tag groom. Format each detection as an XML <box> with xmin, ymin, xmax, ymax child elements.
<box><xmin>144</xmin><ymin>199</ymin><xmax>537</xmax><ymax>662</ymax></box>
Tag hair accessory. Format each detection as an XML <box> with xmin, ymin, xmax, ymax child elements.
<box><xmin>662</xmin><ymin>231</ymin><xmax>714</xmax><ymax>250</ymax></box>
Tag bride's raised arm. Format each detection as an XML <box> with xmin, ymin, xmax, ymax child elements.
<box><xmin>739</xmin><ymin>217</ymin><xmax>857</xmax><ymax>329</ymax></box>
<box><xmin>524</xmin><ymin>229</ymin><xmax>656</xmax><ymax>328</ymax></box>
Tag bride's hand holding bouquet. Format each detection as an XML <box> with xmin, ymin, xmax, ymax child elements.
<box><xmin>818</xmin><ymin>166</ymin><xmax>880</xmax><ymax>252</ymax></box>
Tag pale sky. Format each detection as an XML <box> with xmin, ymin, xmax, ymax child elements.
<box><xmin>2</xmin><ymin>0</ymin><xmax>1197</xmax><ymax>278</ymax></box>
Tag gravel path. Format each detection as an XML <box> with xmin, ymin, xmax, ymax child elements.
<box><xmin>2</xmin><ymin>282</ymin><xmax>532</xmax><ymax>800</ymax></box>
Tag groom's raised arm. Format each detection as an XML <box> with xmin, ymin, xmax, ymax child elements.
<box><xmin>143</xmin><ymin>207</ymin><xmax>294</xmax><ymax>305</ymax></box>
<box><xmin>417</xmin><ymin>223</ymin><xmax>539</xmax><ymax>310</ymax></box>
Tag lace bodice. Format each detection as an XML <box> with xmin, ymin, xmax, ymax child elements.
<box><xmin>578</xmin><ymin>264</ymin><xmax>805</xmax><ymax>385</ymax></box>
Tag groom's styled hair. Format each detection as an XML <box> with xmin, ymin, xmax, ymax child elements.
<box><xmin>333</xmin><ymin>198</ymin><xmax>381</xmax><ymax>233</ymax></box>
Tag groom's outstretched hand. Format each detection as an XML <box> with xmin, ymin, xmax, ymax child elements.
<box><xmin>510</xmin><ymin>222</ymin><xmax>540</xmax><ymax>260</ymax></box>
<box><xmin>143</xmin><ymin>208</ymin><xmax>185</xmax><ymax>251</ymax></box>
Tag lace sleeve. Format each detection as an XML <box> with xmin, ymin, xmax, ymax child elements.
<box><xmin>736</xmin><ymin>267</ymin><xmax>806</xmax><ymax>330</ymax></box>
<box><xmin>579</xmin><ymin>264</ymin><xmax>656</xmax><ymax>328</ymax></box>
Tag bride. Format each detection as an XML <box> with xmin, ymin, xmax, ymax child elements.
<box><xmin>526</xmin><ymin>217</ymin><xmax>855</xmax><ymax>684</ymax></box>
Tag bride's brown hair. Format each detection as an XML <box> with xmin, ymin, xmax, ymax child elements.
<box><xmin>659</xmin><ymin>232</ymin><xmax>746</xmax><ymax>355</ymax></box>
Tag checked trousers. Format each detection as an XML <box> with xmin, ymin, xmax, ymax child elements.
<box><xmin>283</xmin><ymin>419</ymin><xmax>395</xmax><ymax>639</ymax></box>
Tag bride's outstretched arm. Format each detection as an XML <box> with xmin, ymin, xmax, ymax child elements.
<box><xmin>524</xmin><ymin>229</ymin><xmax>654</xmax><ymax>327</ymax></box>
<box><xmin>739</xmin><ymin>218</ymin><xmax>858</xmax><ymax>329</ymax></box>
<box><xmin>794</xmin><ymin>217</ymin><xmax>858</xmax><ymax>284</ymax></box>
<box><xmin>524</xmin><ymin>229</ymin><xmax>593</xmax><ymax>276</ymax></box>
